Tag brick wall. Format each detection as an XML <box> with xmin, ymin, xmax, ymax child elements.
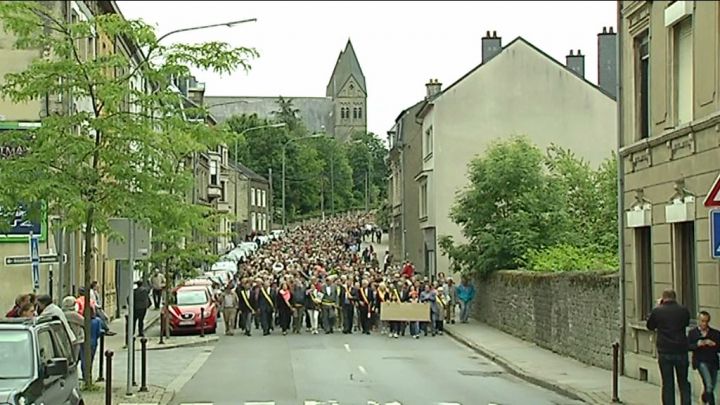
<box><xmin>471</xmin><ymin>270</ymin><xmax>620</xmax><ymax>369</ymax></box>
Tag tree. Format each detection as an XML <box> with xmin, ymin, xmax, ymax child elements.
<box><xmin>439</xmin><ymin>136</ymin><xmax>566</xmax><ymax>275</ymax></box>
<box><xmin>347</xmin><ymin>131</ymin><xmax>389</xmax><ymax>209</ymax></box>
<box><xmin>0</xmin><ymin>1</ymin><xmax>257</xmax><ymax>385</ymax></box>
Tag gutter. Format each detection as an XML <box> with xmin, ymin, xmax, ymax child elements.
<box><xmin>616</xmin><ymin>0</ymin><xmax>626</xmax><ymax>375</ymax></box>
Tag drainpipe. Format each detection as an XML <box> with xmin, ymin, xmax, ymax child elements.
<box><xmin>616</xmin><ymin>0</ymin><xmax>626</xmax><ymax>375</ymax></box>
<box><xmin>399</xmin><ymin>120</ymin><xmax>406</xmax><ymax>260</ymax></box>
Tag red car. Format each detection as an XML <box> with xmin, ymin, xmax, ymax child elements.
<box><xmin>166</xmin><ymin>285</ymin><xmax>218</xmax><ymax>335</ymax></box>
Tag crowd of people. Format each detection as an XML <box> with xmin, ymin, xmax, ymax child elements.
<box><xmin>215</xmin><ymin>213</ymin><xmax>477</xmax><ymax>339</ymax></box>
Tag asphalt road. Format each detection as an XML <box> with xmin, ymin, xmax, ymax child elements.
<box><xmin>169</xmin><ymin>322</ymin><xmax>583</xmax><ymax>405</ymax></box>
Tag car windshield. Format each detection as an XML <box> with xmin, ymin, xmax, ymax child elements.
<box><xmin>0</xmin><ymin>330</ymin><xmax>33</xmax><ymax>379</ymax></box>
<box><xmin>176</xmin><ymin>290</ymin><xmax>208</xmax><ymax>306</ymax></box>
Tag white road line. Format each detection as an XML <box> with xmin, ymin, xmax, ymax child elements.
<box><xmin>358</xmin><ymin>365</ymin><xmax>367</xmax><ymax>374</ymax></box>
<box><xmin>118</xmin><ymin>403</ymin><xmax>159</xmax><ymax>405</ymax></box>
<box><xmin>245</xmin><ymin>402</ymin><xmax>275</xmax><ymax>405</ymax></box>
<box><xmin>344</xmin><ymin>343</ymin><xmax>351</xmax><ymax>352</ymax></box>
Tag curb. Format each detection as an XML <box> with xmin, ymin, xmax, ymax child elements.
<box><xmin>146</xmin><ymin>335</ymin><xmax>219</xmax><ymax>351</ymax></box>
<box><xmin>444</xmin><ymin>327</ymin><xmax>593</xmax><ymax>403</ymax></box>
<box><xmin>159</xmin><ymin>389</ymin><xmax>175</xmax><ymax>405</ymax></box>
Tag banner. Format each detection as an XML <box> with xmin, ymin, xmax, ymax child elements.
<box><xmin>380</xmin><ymin>302</ymin><xmax>430</xmax><ymax>322</ymax></box>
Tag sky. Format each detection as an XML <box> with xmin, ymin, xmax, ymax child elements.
<box><xmin>117</xmin><ymin>1</ymin><xmax>617</xmax><ymax>139</ymax></box>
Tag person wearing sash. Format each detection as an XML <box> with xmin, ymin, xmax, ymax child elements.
<box><xmin>435</xmin><ymin>286</ymin><xmax>449</xmax><ymax>335</ymax></box>
<box><xmin>339</xmin><ymin>277</ymin><xmax>357</xmax><ymax>334</ymax></box>
<box><xmin>387</xmin><ymin>281</ymin><xmax>402</xmax><ymax>338</ymax></box>
<box><xmin>257</xmin><ymin>280</ymin><xmax>275</xmax><ymax>336</ymax></box>
<box><xmin>420</xmin><ymin>283</ymin><xmax>439</xmax><ymax>337</ymax></box>
<box><xmin>358</xmin><ymin>279</ymin><xmax>374</xmax><ymax>335</ymax></box>
<box><xmin>375</xmin><ymin>282</ymin><xmax>388</xmax><ymax>335</ymax></box>
<box><xmin>321</xmin><ymin>276</ymin><xmax>339</xmax><ymax>334</ymax></box>
<box><xmin>220</xmin><ymin>284</ymin><xmax>239</xmax><ymax>336</ymax></box>
<box><xmin>237</xmin><ymin>279</ymin><xmax>256</xmax><ymax>337</ymax></box>
<box><xmin>306</xmin><ymin>277</ymin><xmax>322</xmax><ymax>335</ymax></box>
<box><xmin>290</xmin><ymin>278</ymin><xmax>306</xmax><ymax>334</ymax></box>
<box><xmin>277</xmin><ymin>281</ymin><xmax>293</xmax><ymax>335</ymax></box>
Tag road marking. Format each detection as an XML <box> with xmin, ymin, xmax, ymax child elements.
<box><xmin>246</xmin><ymin>402</ymin><xmax>275</xmax><ymax>405</ymax></box>
<box><xmin>358</xmin><ymin>365</ymin><xmax>367</xmax><ymax>374</ymax></box>
<box><xmin>344</xmin><ymin>343</ymin><xmax>351</xmax><ymax>352</ymax></box>
<box><xmin>166</xmin><ymin>350</ymin><xmax>213</xmax><ymax>393</ymax></box>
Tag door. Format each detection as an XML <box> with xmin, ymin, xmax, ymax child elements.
<box><xmin>36</xmin><ymin>328</ymin><xmax>64</xmax><ymax>405</ymax></box>
<box><xmin>49</xmin><ymin>323</ymin><xmax>77</xmax><ymax>404</ymax></box>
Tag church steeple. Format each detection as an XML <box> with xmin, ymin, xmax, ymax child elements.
<box><xmin>326</xmin><ymin>38</ymin><xmax>366</xmax><ymax>98</ymax></box>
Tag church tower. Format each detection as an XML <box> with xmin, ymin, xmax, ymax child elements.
<box><xmin>326</xmin><ymin>39</ymin><xmax>367</xmax><ymax>142</ymax></box>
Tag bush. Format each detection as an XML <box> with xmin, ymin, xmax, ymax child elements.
<box><xmin>523</xmin><ymin>244</ymin><xmax>618</xmax><ymax>272</ymax></box>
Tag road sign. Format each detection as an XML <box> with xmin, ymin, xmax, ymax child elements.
<box><xmin>29</xmin><ymin>233</ymin><xmax>39</xmax><ymax>290</ymax></box>
<box><xmin>711</xmin><ymin>210</ymin><xmax>720</xmax><ymax>260</ymax></box>
<box><xmin>4</xmin><ymin>254</ymin><xmax>67</xmax><ymax>266</ymax></box>
<box><xmin>704</xmin><ymin>173</ymin><xmax>720</xmax><ymax>208</ymax></box>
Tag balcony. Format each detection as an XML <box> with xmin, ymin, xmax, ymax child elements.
<box><xmin>216</xmin><ymin>201</ymin><xmax>231</xmax><ymax>213</ymax></box>
<box><xmin>208</xmin><ymin>184</ymin><xmax>222</xmax><ymax>199</ymax></box>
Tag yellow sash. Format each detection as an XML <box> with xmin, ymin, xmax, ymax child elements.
<box><xmin>359</xmin><ymin>288</ymin><xmax>370</xmax><ymax>307</ymax></box>
<box><xmin>241</xmin><ymin>290</ymin><xmax>255</xmax><ymax>312</ymax></box>
<box><xmin>310</xmin><ymin>290</ymin><xmax>322</xmax><ymax>305</ymax></box>
<box><xmin>392</xmin><ymin>289</ymin><xmax>401</xmax><ymax>302</ymax></box>
<box><xmin>261</xmin><ymin>288</ymin><xmax>275</xmax><ymax>309</ymax></box>
<box><xmin>437</xmin><ymin>295</ymin><xmax>446</xmax><ymax>307</ymax></box>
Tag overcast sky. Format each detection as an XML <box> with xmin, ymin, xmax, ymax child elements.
<box><xmin>117</xmin><ymin>1</ymin><xmax>617</xmax><ymax>138</ymax></box>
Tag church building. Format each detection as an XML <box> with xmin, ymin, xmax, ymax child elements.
<box><xmin>207</xmin><ymin>39</ymin><xmax>367</xmax><ymax>142</ymax></box>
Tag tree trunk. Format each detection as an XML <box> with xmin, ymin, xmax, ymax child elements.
<box><xmin>82</xmin><ymin>205</ymin><xmax>95</xmax><ymax>387</ymax></box>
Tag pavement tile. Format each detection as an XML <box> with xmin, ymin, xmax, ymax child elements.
<box><xmin>444</xmin><ymin>320</ymin><xmax>665</xmax><ymax>405</ymax></box>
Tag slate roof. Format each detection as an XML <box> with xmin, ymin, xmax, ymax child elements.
<box><xmin>326</xmin><ymin>39</ymin><xmax>367</xmax><ymax>97</ymax></box>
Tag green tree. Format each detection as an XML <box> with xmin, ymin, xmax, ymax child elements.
<box><xmin>439</xmin><ymin>136</ymin><xmax>566</xmax><ymax>275</ymax></box>
<box><xmin>347</xmin><ymin>131</ymin><xmax>389</xmax><ymax>209</ymax></box>
<box><xmin>0</xmin><ymin>1</ymin><xmax>256</xmax><ymax>385</ymax></box>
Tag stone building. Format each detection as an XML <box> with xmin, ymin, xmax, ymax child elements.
<box><xmin>619</xmin><ymin>0</ymin><xmax>720</xmax><ymax>385</ymax></box>
<box><xmin>206</xmin><ymin>39</ymin><xmax>367</xmax><ymax>142</ymax></box>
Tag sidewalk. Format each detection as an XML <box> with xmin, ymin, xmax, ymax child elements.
<box><xmin>445</xmin><ymin>320</ymin><xmax>663</xmax><ymax>405</ymax></box>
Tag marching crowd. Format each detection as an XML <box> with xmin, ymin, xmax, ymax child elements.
<box><xmin>214</xmin><ymin>213</ymin><xmax>477</xmax><ymax>338</ymax></box>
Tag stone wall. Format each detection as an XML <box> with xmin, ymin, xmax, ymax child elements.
<box><xmin>471</xmin><ymin>270</ymin><xmax>620</xmax><ymax>370</ymax></box>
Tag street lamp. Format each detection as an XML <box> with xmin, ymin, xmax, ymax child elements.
<box><xmin>282</xmin><ymin>133</ymin><xmax>325</xmax><ymax>228</ymax></box>
<box><xmin>157</xmin><ymin>19</ymin><xmax>258</xmax><ymax>43</ymax></box>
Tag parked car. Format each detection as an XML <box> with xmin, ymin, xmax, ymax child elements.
<box><xmin>166</xmin><ymin>285</ymin><xmax>218</xmax><ymax>335</ymax></box>
<box><xmin>0</xmin><ymin>316</ymin><xmax>83</xmax><ymax>405</ymax></box>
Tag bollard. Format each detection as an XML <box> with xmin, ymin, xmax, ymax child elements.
<box><xmin>131</xmin><ymin>337</ymin><xmax>137</xmax><ymax>387</ymax></box>
<box><xmin>124</xmin><ymin>315</ymin><xmax>129</xmax><ymax>347</ymax></box>
<box><xmin>611</xmin><ymin>342</ymin><xmax>620</xmax><ymax>403</ymax></box>
<box><xmin>96</xmin><ymin>334</ymin><xmax>105</xmax><ymax>382</ymax></box>
<box><xmin>104</xmin><ymin>350</ymin><xmax>113</xmax><ymax>405</ymax></box>
<box><xmin>159</xmin><ymin>311</ymin><xmax>165</xmax><ymax>345</ymax></box>
<box><xmin>139</xmin><ymin>337</ymin><xmax>148</xmax><ymax>392</ymax></box>
<box><xmin>200</xmin><ymin>307</ymin><xmax>205</xmax><ymax>338</ymax></box>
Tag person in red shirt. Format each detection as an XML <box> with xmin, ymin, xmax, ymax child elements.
<box><xmin>401</xmin><ymin>261</ymin><xmax>415</xmax><ymax>279</ymax></box>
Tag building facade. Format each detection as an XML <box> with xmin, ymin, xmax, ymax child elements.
<box><xmin>387</xmin><ymin>100</ymin><xmax>424</xmax><ymax>269</ymax></box>
<box><xmin>0</xmin><ymin>0</ymin><xmax>140</xmax><ymax>316</ymax></box>
<box><xmin>619</xmin><ymin>0</ymin><xmax>720</xmax><ymax>385</ymax></box>
<box><xmin>206</xmin><ymin>39</ymin><xmax>367</xmax><ymax>142</ymax></box>
<box><xmin>412</xmin><ymin>31</ymin><xmax>617</xmax><ymax>279</ymax></box>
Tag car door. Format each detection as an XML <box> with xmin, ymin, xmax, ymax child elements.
<box><xmin>36</xmin><ymin>327</ymin><xmax>64</xmax><ymax>405</ymax></box>
<box><xmin>49</xmin><ymin>323</ymin><xmax>78</xmax><ymax>404</ymax></box>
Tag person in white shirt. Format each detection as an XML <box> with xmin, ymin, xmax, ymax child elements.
<box><xmin>36</xmin><ymin>294</ymin><xmax>77</xmax><ymax>344</ymax></box>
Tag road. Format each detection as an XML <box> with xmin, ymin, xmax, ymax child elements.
<box><xmin>169</xmin><ymin>321</ymin><xmax>582</xmax><ymax>405</ymax></box>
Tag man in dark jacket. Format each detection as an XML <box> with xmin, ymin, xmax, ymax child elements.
<box><xmin>688</xmin><ymin>310</ymin><xmax>720</xmax><ymax>405</ymax></box>
<box><xmin>132</xmin><ymin>281</ymin><xmax>152</xmax><ymax>337</ymax></box>
<box><xmin>647</xmin><ymin>288</ymin><xmax>691</xmax><ymax>405</ymax></box>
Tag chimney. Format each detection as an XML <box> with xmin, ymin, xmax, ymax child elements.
<box><xmin>482</xmin><ymin>30</ymin><xmax>502</xmax><ymax>63</ymax></box>
<box><xmin>425</xmin><ymin>78</ymin><xmax>442</xmax><ymax>99</ymax></box>
<box><xmin>598</xmin><ymin>26</ymin><xmax>618</xmax><ymax>99</ymax></box>
<box><xmin>565</xmin><ymin>49</ymin><xmax>585</xmax><ymax>78</ymax></box>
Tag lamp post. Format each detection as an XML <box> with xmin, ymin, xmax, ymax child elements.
<box><xmin>282</xmin><ymin>133</ymin><xmax>325</xmax><ymax>228</ymax></box>
<box><xmin>157</xmin><ymin>19</ymin><xmax>258</xmax><ymax>44</ymax></box>
<box><xmin>351</xmin><ymin>140</ymin><xmax>371</xmax><ymax>212</ymax></box>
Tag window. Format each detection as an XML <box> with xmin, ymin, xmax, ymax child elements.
<box><xmin>49</xmin><ymin>323</ymin><xmax>74</xmax><ymax>365</ymax></box>
<box><xmin>250</xmin><ymin>187</ymin><xmax>256</xmax><ymax>206</ymax></box>
<box><xmin>251</xmin><ymin>213</ymin><xmax>257</xmax><ymax>231</ymax></box>
<box><xmin>209</xmin><ymin>159</ymin><xmax>218</xmax><ymax>185</ymax></box>
<box><xmin>358</xmin><ymin>106</ymin><xmax>363</xmax><ymax>119</ymax></box>
<box><xmin>220</xmin><ymin>180</ymin><xmax>226</xmax><ymax>201</ymax></box>
<box><xmin>673</xmin><ymin>17</ymin><xmax>693</xmax><ymax>125</ymax></box>
<box><xmin>353</xmin><ymin>107</ymin><xmax>358</xmax><ymax>119</ymax></box>
<box><xmin>636</xmin><ymin>32</ymin><xmax>650</xmax><ymax>139</ymax></box>
<box><xmin>256</xmin><ymin>189</ymin><xmax>261</xmax><ymax>208</ymax></box>
<box><xmin>675</xmin><ymin>221</ymin><xmax>697</xmax><ymax>316</ymax></box>
<box><xmin>419</xmin><ymin>181</ymin><xmax>428</xmax><ymax>218</ymax></box>
<box><xmin>635</xmin><ymin>227</ymin><xmax>653</xmax><ymax>319</ymax></box>
<box><xmin>262</xmin><ymin>214</ymin><xmax>267</xmax><ymax>231</ymax></box>
<box><xmin>424</xmin><ymin>126</ymin><xmax>433</xmax><ymax>157</ymax></box>
<box><xmin>261</xmin><ymin>190</ymin><xmax>266</xmax><ymax>208</ymax></box>
<box><xmin>37</xmin><ymin>329</ymin><xmax>57</xmax><ymax>365</ymax></box>
<box><xmin>0</xmin><ymin>330</ymin><xmax>33</xmax><ymax>379</ymax></box>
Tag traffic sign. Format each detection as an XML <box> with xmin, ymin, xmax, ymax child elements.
<box><xmin>4</xmin><ymin>253</ymin><xmax>66</xmax><ymax>266</ymax></box>
<box><xmin>711</xmin><ymin>210</ymin><xmax>720</xmax><ymax>260</ymax></box>
<box><xmin>704</xmin><ymin>173</ymin><xmax>720</xmax><ymax>208</ymax></box>
<box><xmin>29</xmin><ymin>233</ymin><xmax>39</xmax><ymax>290</ymax></box>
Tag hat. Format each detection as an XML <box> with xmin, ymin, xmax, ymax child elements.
<box><xmin>61</xmin><ymin>296</ymin><xmax>76</xmax><ymax>310</ymax></box>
